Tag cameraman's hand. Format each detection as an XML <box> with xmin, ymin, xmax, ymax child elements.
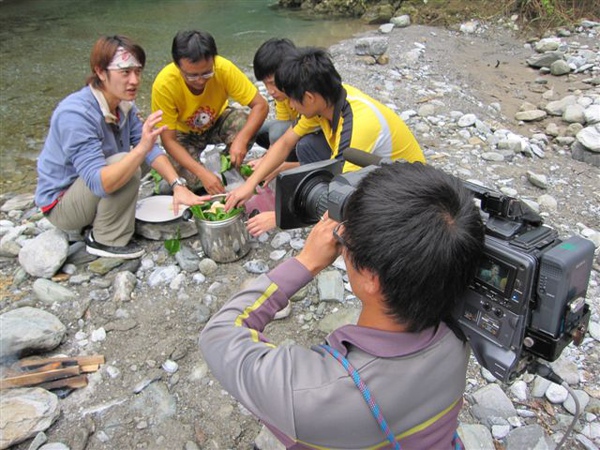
<box><xmin>296</xmin><ymin>212</ymin><xmax>341</xmax><ymax>276</ymax></box>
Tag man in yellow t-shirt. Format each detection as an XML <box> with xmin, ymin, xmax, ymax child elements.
<box><xmin>226</xmin><ymin>47</ymin><xmax>425</xmax><ymax>214</ymax></box>
<box><xmin>152</xmin><ymin>30</ymin><xmax>268</xmax><ymax>195</ymax></box>
<box><xmin>253</xmin><ymin>38</ymin><xmax>326</xmax><ymax>165</ymax></box>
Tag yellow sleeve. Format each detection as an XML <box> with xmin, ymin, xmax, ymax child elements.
<box><xmin>151</xmin><ymin>63</ymin><xmax>181</xmax><ymax>130</ymax></box>
<box><xmin>219</xmin><ymin>57</ymin><xmax>259</xmax><ymax>106</ymax></box>
<box><xmin>292</xmin><ymin>115</ymin><xmax>321</xmax><ymax>137</ymax></box>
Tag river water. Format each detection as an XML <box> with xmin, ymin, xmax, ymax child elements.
<box><xmin>0</xmin><ymin>0</ymin><xmax>372</xmax><ymax>194</ymax></box>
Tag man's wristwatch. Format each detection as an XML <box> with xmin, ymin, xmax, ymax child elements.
<box><xmin>170</xmin><ymin>177</ymin><xmax>187</xmax><ymax>189</ymax></box>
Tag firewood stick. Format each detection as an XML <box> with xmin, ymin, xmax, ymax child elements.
<box><xmin>38</xmin><ymin>374</ymin><xmax>89</xmax><ymax>390</ymax></box>
<box><xmin>19</xmin><ymin>361</ymin><xmax>63</xmax><ymax>373</ymax></box>
<box><xmin>16</xmin><ymin>355</ymin><xmax>105</xmax><ymax>370</ymax></box>
<box><xmin>0</xmin><ymin>366</ymin><xmax>81</xmax><ymax>389</ymax></box>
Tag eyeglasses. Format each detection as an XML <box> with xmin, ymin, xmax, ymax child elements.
<box><xmin>180</xmin><ymin>70</ymin><xmax>214</xmax><ymax>81</ymax></box>
<box><xmin>333</xmin><ymin>221</ymin><xmax>347</xmax><ymax>248</ymax></box>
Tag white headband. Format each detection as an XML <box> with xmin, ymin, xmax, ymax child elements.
<box><xmin>107</xmin><ymin>47</ymin><xmax>142</xmax><ymax>70</ymax></box>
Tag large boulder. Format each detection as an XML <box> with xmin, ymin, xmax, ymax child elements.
<box><xmin>0</xmin><ymin>307</ymin><xmax>66</xmax><ymax>360</ymax></box>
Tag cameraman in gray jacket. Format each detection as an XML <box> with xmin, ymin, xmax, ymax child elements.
<box><xmin>200</xmin><ymin>162</ymin><xmax>485</xmax><ymax>449</ymax></box>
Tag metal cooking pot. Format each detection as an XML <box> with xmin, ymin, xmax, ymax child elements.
<box><xmin>183</xmin><ymin>208</ymin><xmax>250</xmax><ymax>263</ymax></box>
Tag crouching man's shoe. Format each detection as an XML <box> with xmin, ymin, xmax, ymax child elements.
<box><xmin>85</xmin><ymin>232</ymin><xmax>145</xmax><ymax>259</ymax></box>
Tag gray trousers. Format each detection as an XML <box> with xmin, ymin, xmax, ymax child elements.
<box><xmin>256</xmin><ymin>119</ymin><xmax>293</xmax><ymax>150</ymax></box>
<box><xmin>46</xmin><ymin>153</ymin><xmax>141</xmax><ymax>246</ymax></box>
<box><xmin>296</xmin><ymin>130</ymin><xmax>330</xmax><ymax>164</ymax></box>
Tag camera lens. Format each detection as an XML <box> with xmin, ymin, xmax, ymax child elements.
<box><xmin>295</xmin><ymin>173</ymin><xmax>331</xmax><ymax>224</ymax></box>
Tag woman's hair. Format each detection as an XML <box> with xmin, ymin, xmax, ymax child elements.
<box><xmin>86</xmin><ymin>35</ymin><xmax>146</xmax><ymax>88</ymax></box>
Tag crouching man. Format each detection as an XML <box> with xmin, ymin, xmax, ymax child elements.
<box><xmin>200</xmin><ymin>162</ymin><xmax>485</xmax><ymax>449</ymax></box>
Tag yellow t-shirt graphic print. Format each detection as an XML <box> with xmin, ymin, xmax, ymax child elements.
<box><xmin>152</xmin><ymin>55</ymin><xmax>258</xmax><ymax>134</ymax></box>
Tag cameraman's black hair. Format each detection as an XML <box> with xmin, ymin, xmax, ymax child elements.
<box><xmin>253</xmin><ymin>38</ymin><xmax>297</xmax><ymax>81</ymax></box>
<box><xmin>171</xmin><ymin>30</ymin><xmax>218</xmax><ymax>65</ymax></box>
<box><xmin>343</xmin><ymin>162</ymin><xmax>485</xmax><ymax>333</ymax></box>
<box><xmin>275</xmin><ymin>47</ymin><xmax>343</xmax><ymax>107</ymax></box>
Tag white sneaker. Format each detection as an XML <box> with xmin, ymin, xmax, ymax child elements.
<box><xmin>273</xmin><ymin>301</ymin><xmax>292</xmax><ymax>320</ymax></box>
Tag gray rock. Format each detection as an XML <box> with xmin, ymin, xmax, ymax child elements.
<box><xmin>112</xmin><ymin>271</ymin><xmax>137</xmax><ymax>302</ymax></box>
<box><xmin>457</xmin><ymin>424</ymin><xmax>495</xmax><ymax>449</ymax></box>
<box><xmin>460</xmin><ymin>20</ymin><xmax>479</xmax><ymax>34</ymax></box>
<box><xmin>545</xmin><ymin>95</ymin><xmax>578</xmax><ymax>116</ymax></box>
<box><xmin>39</xmin><ymin>443</ymin><xmax>70</xmax><ymax>450</ymax></box>
<box><xmin>174</xmin><ymin>244</ymin><xmax>200</xmax><ymax>272</ymax></box>
<box><xmin>32</xmin><ymin>278</ymin><xmax>78</xmax><ymax>304</ymax></box>
<box><xmin>572</xmin><ymin>141</ymin><xmax>600</xmax><ymax>167</ymax></box>
<box><xmin>537</xmin><ymin>194</ymin><xmax>558</xmax><ymax>211</ymax></box>
<box><xmin>576</xmin><ymin>125</ymin><xmax>600</xmax><ymax>152</ymax></box>
<box><xmin>317</xmin><ymin>307</ymin><xmax>360</xmax><ymax>334</ymax></box>
<box><xmin>198</xmin><ymin>258</ymin><xmax>218</xmax><ymax>275</ymax></box>
<box><xmin>269</xmin><ymin>249</ymin><xmax>286</xmax><ymax>261</ymax></box>
<box><xmin>563</xmin><ymin>104</ymin><xmax>586</xmax><ymax>124</ymax></box>
<box><xmin>0</xmin><ymin>307</ymin><xmax>65</xmax><ymax>359</ymax></box>
<box><xmin>481</xmin><ymin>152</ymin><xmax>505</xmax><ymax>162</ymax></box>
<box><xmin>147</xmin><ymin>265</ymin><xmax>181</xmax><ymax>287</ymax></box>
<box><xmin>254</xmin><ymin>425</ymin><xmax>286</xmax><ymax>450</ymax></box>
<box><xmin>526</xmin><ymin>171</ymin><xmax>548</xmax><ymax>189</ymax></box>
<box><xmin>88</xmin><ymin>257</ymin><xmax>124</xmax><ymax>275</ymax></box>
<box><xmin>27</xmin><ymin>432</ymin><xmax>48</xmax><ymax>450</ymax></box>
<box><xmin>389</xmin><ymin>13</ymin><xmax>411</xmax><ymax>27</ymax></box>
<box><xmin>584</xmin><ymin>104</ymin><xmax>600</xmax><ymax>124</ymax></box>
<box><xmin>545</xmin><ymin>383</ymin><xmax>569</xmax><ymax>403</ymax></box>
<box><xmin>317</xmin><ymin>270</ymin><xmax>345</xmax><ymax>302</ymax></box>
<box><xmin>507</xmin><ymin>424</ymin><xmax>555</xmax><ymax>449</ymax></box>
<box><xmin>527</xmin><ymin>51</ymin><xmax>564</xmax><ymax>69</ymax></box>
<box><xmin>378</xmin><ymin>23</ymin><xmax>394</xmax><ymax>34</ymax></box>
<box><xmin>534</xmin><ymin>38</ymin><xmax>562</xmax><ymax>53</ymax></box>
<box><xmin>18</xmin><ymin>229</ymin><xmax>69</xmax><ymax>278</ymax></box>
<box><xmin>458</xmin><ymin>113</ymin><xmax>477</xmax><ymax>127</ymax></box>
<box><xmin>550</xmin><ymin>59</ymin><xmax>571</xmax><ymax>75</ymax></box>
<box><xmin>271</xmin><ymin>231</ymin><xmax>291</xmax><ymax>249</ymax></box>
<box><xmin>531</xmin><ymin>376</ymin><xmax>551</xmax><ymax>399</ymax></box>
<box><xmin>515</xmin><ymin>110</ymin><xmax>547</xmax><ymax>121</ymax></box>
<box><xmin>0</xmin><ymin>388</ymin><xmax>60</xmax><ymax>449</ymax></box>
<box><xmin>0</xmin><ymin>193</ymin><xmax>35</xmax><ymax>212</ymax></box>
<box><xmin>564</xmin><ymin>389</ymin><xmax>590</xmax><ymax>415</ymax></box>
<box><xmin>509</xmin><ymin>380</ymin><xmax>528</xmax><ymax>401</ymax></box>
<box><xmin>354</xmin><ymin>37</ymin><xmax>388</xmax><ymax>56</ymax></box>
<box><xmin>471</xmin><ymin>384</ymin><xmax>517</xmax><ymax>418</ymax></box>
<box><xmin>243</xmin><ymin>259</ymin><xmax>269</xmax><ymax>274</ymax></box>
<box><xmin>135</xmin><ymin>218</ymin><xmax>197</xmax><ymax>241</ymax></box>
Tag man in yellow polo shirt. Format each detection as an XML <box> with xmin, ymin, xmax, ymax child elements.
<box><xmin>152</xmin><ymin>30</ymin><xmax>268</xmax><ymax>195</ymax></box>
<box><xmin>225</xmin><ymin>46</ymin><xmax>424</xmax><ymax>211</ymax></box>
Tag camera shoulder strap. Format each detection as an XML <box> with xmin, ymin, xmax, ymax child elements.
<box><xmin>319</xmin><ymin>344</ymin><xmax>400</xmax><ymax>449</ymax></box>
<box><xmin>319</xmin><ymin>344</ymin><xmax>465</xmax><ymax>450</ymax></box>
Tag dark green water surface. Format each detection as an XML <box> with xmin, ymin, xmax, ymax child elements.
<box><xmin>0</xmin><ymin>0</ymin><xmax>373</xmax><ymax>194</ymax></box>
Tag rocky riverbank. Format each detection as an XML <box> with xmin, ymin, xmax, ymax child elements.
<box><xmin>1</xmin><ymin>15</ymin><xmax>600</xmax><ymax>450</ymax></box>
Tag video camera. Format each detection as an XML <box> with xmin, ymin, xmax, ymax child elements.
<box><xmin>274</xmin><ymin>149</ymin><xmax>594</xmax><ymax>382</ymax></box>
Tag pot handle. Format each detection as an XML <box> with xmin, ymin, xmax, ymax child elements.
<box><xmin>182</xmin><ymin>208</ymin><xmax>193</xmax><ymax>221</ymax></box>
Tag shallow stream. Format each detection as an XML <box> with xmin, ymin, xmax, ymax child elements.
<box><xmin>0</xmin><ymin>0</ymin><xmax>372</xmax><ymax>193</ymax></box>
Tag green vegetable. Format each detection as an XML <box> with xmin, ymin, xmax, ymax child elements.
<box><xmin>220</xmin><ymin>154</ymin><xmax>231</xmax><ymax>173</ymax></box>
<box><xmin>149</xmin><ymin>169</ymin><xmax>163</xmax><ymax>194</ymax></box>
<box><xmin>240</xmin><ymin>164</ymin><xmax>253</xmax><ymax>177</ymax></box>
<box><xmin>189</xmin><ymin>201</ymin><xmax>244</xmax><ymax>222</ymax></box>
<box><xmin>164</xmin><ymin>227</ymin><xmax>181</xmax><ymax>255</ymax></box>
